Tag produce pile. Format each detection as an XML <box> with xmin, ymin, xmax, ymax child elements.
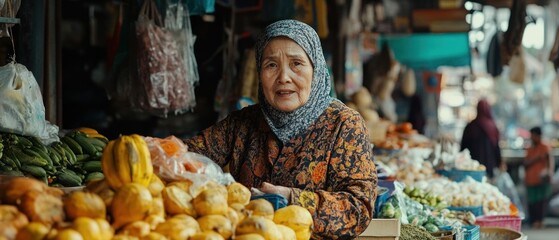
<box><xmin>0</xmin><ymin>134</ymin><xmax>313</xmax><ymax>240</ymax></box>
<box><xmin>413</xmin><ymin>177</ymin><xmax>511</xmax><ymax>216</ymax></box>
<box><xmin>0</xmin><ymin>128</ymin><xmax>107</xmax><ymax>187</ymax></box>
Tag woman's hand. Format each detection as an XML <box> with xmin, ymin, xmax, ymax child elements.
<box><xmin>256</xmin><ymin>182</ymin><xmax>292</xmax><ymax>200</ymax></box>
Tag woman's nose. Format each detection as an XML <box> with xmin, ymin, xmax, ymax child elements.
<box><xmin>277</xmin><ymin>64</ymin><xmax>292</xmax><ymax>83</ymax></box>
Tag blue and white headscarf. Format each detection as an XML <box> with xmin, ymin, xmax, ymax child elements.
<box><xmin>255</xmin><ymin>19</ymin><xmax>334</xmax><ymax>143</ymax></box>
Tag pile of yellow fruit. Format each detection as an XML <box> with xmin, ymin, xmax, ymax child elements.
<box><xmin>0</xmin><ymin>134</ymin><xmax>314</xmax><ymax>240</ymax></box>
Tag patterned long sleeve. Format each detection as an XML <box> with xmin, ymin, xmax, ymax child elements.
<box><xmin>288</xmin><ymin>109</ymin><xmax>376</xmax><ymax>239</ymax></box>
<box><xmin>184</xmin><ymin>102</ymin><xmax>377</xmax><ymax>239</ymax></box>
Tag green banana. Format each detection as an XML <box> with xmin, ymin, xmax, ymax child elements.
<box><xmin>3</xmin><ymin>149</ymin><xmax>21</xmax><ymax>169</ymax></box>
<box><xmin>73</xmin><ymin>134</ymin><xmax>98</xmax><ymax>156</ymax></box>
<box><xmin>47</xmin><ymin>146</ymin><xmax>62</xmax><ymax>166</ymax></box>
<box><xmin>11</xmin><ymin>148</ymin><xmax>48</xmax><ymax>167</ymax></box>
<box><xmin>75</xmin><ymin>154</ymin><xmax>90</xmax><ymax>162</ymax></box>
<box><xmin>61</xmin><ymin>136</ymin><xmax>83</xmax><ymax>155</ymax></box>
<box><xmin>15</xmin><ymin>135</ymin><xmax>33</xmax><ymax>148</ymax></box>
<box><xmin>84</xmin><ymin>172</ymin><xmax>104</xmax><ymax>183</ymax></box>
<box><xmin>51</xmin><ymin>143</ymin><xmax>70</xmax><ymax>166</ymax></box>
<box><xmin>20</xmin><ymin>164</ymin><xmax>47</xmax><ymax>178</ymax></box>
<box><xmin>59</xmin><ymin>142</ymin><xmax>77</xmax><ymax>164</ymax></box>
<box><xmin>57</xmin><ymin>169</ymin><xmax>83</xmax><ymax>187</ymax></box>
<box><xmin>0</xmin><ymin>160</ymin><xmax>12</xmax><ymax>171</ymax></box>
<box><xmin>30</xmin><ymin>146</ymin><xmax>53</xmax><ymax>166</ymax></box>
<box><xmin>82</xmin><ymin>160</ymin><xmax>102</xmax><ymax>173</ymax></box>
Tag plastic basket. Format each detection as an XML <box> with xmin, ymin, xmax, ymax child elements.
<box><xmin>448</xmin><ymin>205</ymin><xmax>484</xmax><ymax>217</ymax></box>
<box><xmin>440</xmin><ymin>224</ymin><xmax>479</xmax><ymax>240</ymax></box>
<box><xmin>475</xmin><ymin>215</ymin><xmax>522</xmax><ymax>232</ymax></box>
<box><xmin>463</xmin><ymin>225</ymin><xmax>480</xmax><ymax>240</ymax></box>
<box><xmin>437</xmin><ymin>168</ymin><xmax>485</xmax><ymax>182</ymax></box>
<box><xmin>374</xmin><ymin>187</ymin><xmax>391</xmax><ymax>217</ymax></box>
<box><xmin>250</xmin><ymin>194</ymin><xmax>287</xmax><ymax>211</ymax></box>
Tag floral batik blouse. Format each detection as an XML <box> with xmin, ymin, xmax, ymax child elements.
<box><xmin>184</xmin><ymin>100</ymin><xmax>377</xmax><ymax>239</ymax></box>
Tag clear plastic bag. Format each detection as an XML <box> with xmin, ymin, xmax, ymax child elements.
<box><xmin>0</xmin><ymin>62</ymin><xmax>59</xmax><ymax>144</ymax></box>
<box><xmin>493</xmin><ymin>170</ymin><xmax>525</xmax><ymax>219</ymax></box>
<box><xmin>134</xmin><ymin>0</ymin><xmax>193</xmax><ymax>117</ymax></box>
<box><xmin>145</xmin><ymin>136</ymin><xmax>234</xmax><ymax>195</ymax></box>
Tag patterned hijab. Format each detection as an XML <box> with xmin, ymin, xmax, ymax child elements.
<box><xmin>255</xmin><ymin>19</ymin><xmax>334</xmax><ymax>143</ymax></box>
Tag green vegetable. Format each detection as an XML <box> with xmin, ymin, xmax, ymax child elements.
<box><xmin>424</xmin><ymin>223</ymin><xmax>439</xmax><ymax>233</ymax></box>
<box><xmin>380</xmin><ymin>202</ymin><xmax>396</xmax><ymax>218</ymax></box>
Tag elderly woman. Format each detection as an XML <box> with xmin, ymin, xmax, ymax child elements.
<box><xmin>184</xmin><ymin>19</ymin><xmax>376</xmax><ymax>239</ymax></box>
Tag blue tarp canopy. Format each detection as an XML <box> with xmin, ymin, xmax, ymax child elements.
<box><xmin>379</xmin><ymin>33</ymin><xmax>471</xmax><ymax>70</ymax></box>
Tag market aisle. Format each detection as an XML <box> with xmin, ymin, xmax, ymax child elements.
<box><xmin>521</xmin><ymin>218</ymin><xmax>559</xmax><ymax>240</ymax></box>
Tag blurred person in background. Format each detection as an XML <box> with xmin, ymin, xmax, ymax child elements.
<box><xmin>461</xmin><ymin>99</ymin><xmax>505</xmax><ymax>179</ymax></box>
<box><xmin>524</xmin><ymin>126</ymin><xmax>555</xmax><ymax>229</ymax></box>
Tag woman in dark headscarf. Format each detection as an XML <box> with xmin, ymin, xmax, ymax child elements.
<box><xmin>461</xmin><ymin>99</ymin><xmax>503</xmax><ymax>178</ymax></box>
<box><xmin>184</xmin><ymin>20</ymin><xmax>376</xmax><ymax>239</ymax></box>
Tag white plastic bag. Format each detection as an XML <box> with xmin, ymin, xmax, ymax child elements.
<box><xmin>0</xmin><ymin>62</ymin><xmax>59</xmax><ymax>144</ymax></box>
<box><xmin>493</xmin><ymin>170</ymin><xmax>525</xmax><ymax>219</ymax></box>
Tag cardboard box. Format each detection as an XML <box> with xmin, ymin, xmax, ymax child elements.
<box><xmin>358</xmin><ymin>219</ymin><xmax>400</xmax><ymax>240</ymax></box>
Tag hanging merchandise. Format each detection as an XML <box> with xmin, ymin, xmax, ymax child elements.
<box><xmin>508</xmin><ymin>47</ymin><xmax>526</xmax><ymax>84</ymax></box>
<box><xmin>166</xmin><ymin>2</ymin><xmax>199</xmax><ymax>93</ymax></box>
<box><xmin>0</xmin><ymin>0</ymin><xmax>21</xmax><ymax>38</ymax></box>
<box><xmin>133</xmin><ymin>0</ymin><xmax>195</xmax><ymax>117</ymax></box>
<box><xmin>294</xmin><ymin>0</ymin><xmax>329</xmax><ymax>38</ymax></box>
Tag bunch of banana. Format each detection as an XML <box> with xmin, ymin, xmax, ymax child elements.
<box><xmin>0</xmin><ymin>129</ymin><xmax>108</xmax><ymax>187</ymax></box>
<box><xmin>102</xmin><ymin>134</ymin><xmax>153</xmax><ymax>190</ymax></box>
<box><xmin>47</xmin><ymin>129</ymin><xmax>108</xmax><ymax>187</ymax></box>
<box><xmin>0</xmin><ymin>133</ymin><xmax>55</xmax><ymax>183</ymax></box>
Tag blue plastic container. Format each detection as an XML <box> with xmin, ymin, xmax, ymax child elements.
<box><xmin>437</xmin><ymin>168</ymin><xmax>486</xmax><ymax>182</ymax></box>
<box><xmin>440</xmin><ymin>225</ymin><xmax>480</xmax><ymax>240</ymax></box>
<box><xmin>250</xmin><ymin>194</ymin><xmax>288</xmax><ymax>211</ymax></box>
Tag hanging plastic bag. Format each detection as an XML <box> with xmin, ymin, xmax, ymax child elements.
<box><xmin>0</xmin><ymin>62</ymin><xmax>59</xmax><ymax>144</ymax></box>
<box><xmin>493</xmin><ymin>170</ymin><xmax>525</xmax><ymax>219</ymax></box>
<box><xmin>165</xmin><ymin>1</ymin><xmax>198</xmax><ymax>108</ymax></box>
<box><xmin>134</xmin><ymin>0</ymin><xmax>193</xmax><ymax>117</ymax></box>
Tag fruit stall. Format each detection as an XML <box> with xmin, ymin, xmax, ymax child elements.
<box><xmin>369</xmin><ymin>134</ymin><xmax>528</xmax><ymax>240</ymax></box>
<box><xmin>0</xmin><ymin>131</ymin><xmax>314</xmax><ymax>240</ymax></box>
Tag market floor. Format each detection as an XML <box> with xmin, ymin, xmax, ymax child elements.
<box><xmin>521</xmin><ymin>217</ymin><xmax>559</xmax><ymax>240</ymax></box>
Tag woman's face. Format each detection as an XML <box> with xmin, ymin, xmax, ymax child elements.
<box><xmin>260</xmin><ymin>37</ymin><xmax>314</xmax><ymax>112</ymax></box>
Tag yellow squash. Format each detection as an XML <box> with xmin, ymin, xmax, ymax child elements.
<box><xmin>15</xmin><ymin>222</ymin><xmax>50</xmax><ymax>240</ymax></box>
<box><xmin>72</xmin><ymin>217</ymin><xmax>113</xmax><ymax>240</ymax></box>
<box><xmin>101</xmin><ymin>135</ymin><xmax>153</xmax><ymax>190</ymax></box>
<box><xmin>111</xmin><ymin>183</ymin><xmax>153</xmax><ymax>230</ymax></box>
<box><xmin>63</xmin><ymin>191</ymin><xmax>106</xmax><ymax>220</ymax></box>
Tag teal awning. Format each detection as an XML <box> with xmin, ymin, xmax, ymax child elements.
<box><xmin>379</xmin><ymin>33</ymin><xmax>471</xmax><ymax>70</ymax></box>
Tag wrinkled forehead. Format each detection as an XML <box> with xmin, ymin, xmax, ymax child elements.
<box><xmin>256</xmin><ymin>20</ymin><xmax>320</xmax><ymax>69</ymax></box>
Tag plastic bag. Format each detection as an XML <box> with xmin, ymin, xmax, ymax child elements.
<box><xmin>134</xmin><ymin>0</ymin><xmax>193</xmax><ymax>117</ymax></box>
<box><xmin>493</xmin><ymin>170</ymin><xmax>525</xmax><ymax>219</ymax></box>
<box><xmin>0</xmin><ymin>62</ymin><xmax>59</xmax><ymax>144</ymax></box>
<box><xmin>165</xmin><ymin>2</ymin><xmax>198</xmax><ymax>108</ymax></box>
<box><xmin>145</xmin><ymin>136</ymin><xmax>234</xmax><ymax>195</ymax></box>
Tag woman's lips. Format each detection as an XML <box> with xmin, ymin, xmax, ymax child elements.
<box><xmin>276</xmin><ymin>90</ymin><xmax>295</xmax><ymax>96</ymax></box>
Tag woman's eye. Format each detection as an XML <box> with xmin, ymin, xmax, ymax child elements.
<box><xmin>265</xmin><ymin>62</ymin><xmax>277</xmax><ymax>68</ymax></box>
